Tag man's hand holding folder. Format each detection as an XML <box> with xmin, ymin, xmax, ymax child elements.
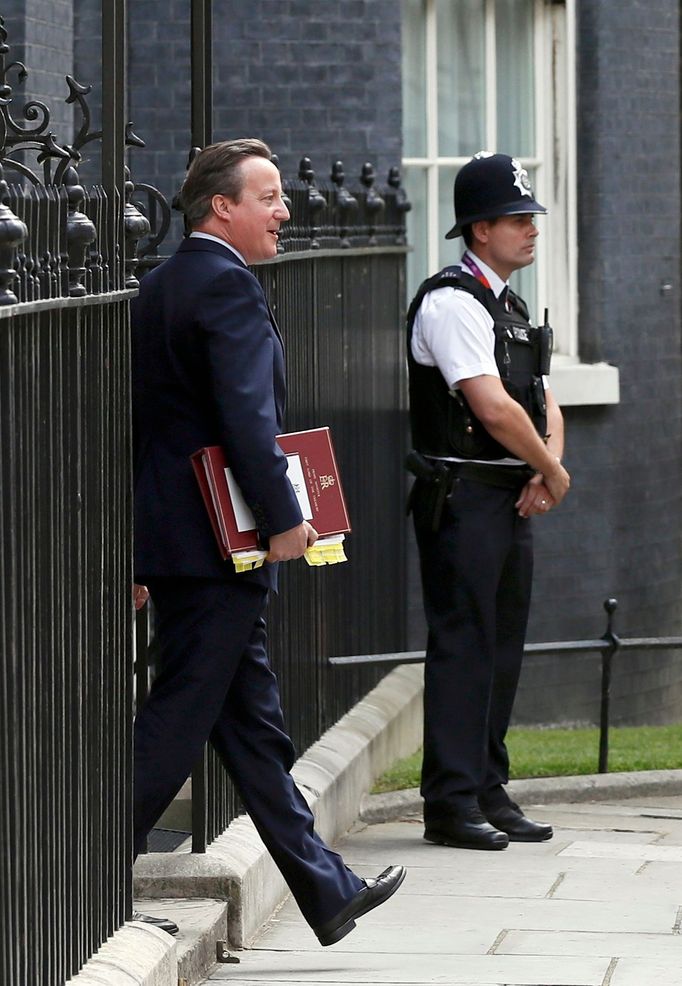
<box><xmin>267</xmin><ymin>519</ymin><xmax>318</xmax><ymax>562</ymax></box>
<box><xmin>191</xmin><ymin>427</ymin><xmax>350</xmax><ymax>573</ymax></box>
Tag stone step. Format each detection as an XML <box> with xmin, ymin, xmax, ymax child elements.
<box><xmin>134</xmin><ymin>897</ymin><xmax>231</xmax><ymax>986</ymax></box>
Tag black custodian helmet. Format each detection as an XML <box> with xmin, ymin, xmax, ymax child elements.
<box><xmin>445</xmin><ymin>152</ymin><xmax>546</xmax><ymax>239</ymax></box>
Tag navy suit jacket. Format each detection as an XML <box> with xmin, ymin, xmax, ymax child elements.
<box><xmin>131</xmin><ymin>237</ymin><xmax>303</xmax><ymax>587</ymax></box>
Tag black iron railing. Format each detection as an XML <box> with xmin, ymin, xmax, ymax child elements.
<box><xmin>0</xmin><ymin>8</ymin><xmax>136</xmax><ymax>985</ymax></box>
<box><xmin>0</xmin><ymin>293</ymin><xmax>134</xmax><ymax>986</ymax></box>
<box><xmin>329</xmin><ymin>598</ymin><xmax>682</xmax><ymax>774</ymax></box>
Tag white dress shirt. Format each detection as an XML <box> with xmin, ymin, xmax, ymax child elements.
<box><xmin>190</xmin><ymin>231</ymin><xmax>247</xmax><ymax>266</ymax></box>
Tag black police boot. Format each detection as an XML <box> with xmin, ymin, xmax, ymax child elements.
<box><xmin>424</xmin><ymin>804</ymin><xmax>509</xmax><ymax>850</ymax></box>
<box><xmin>481</xmin><ymin>800</ymin><xmax>553</xmax><ymax>843</ymax></box>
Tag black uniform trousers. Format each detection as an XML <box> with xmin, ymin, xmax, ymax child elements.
<box><xmin>133</xmin><ymin>576</ymin><xmax>362</xmax><ymax>927</ymax></box>
<box><xmin>412</xmin><ymin>475</ymin><xmax>534</xmax><ymax>817</ymax></box>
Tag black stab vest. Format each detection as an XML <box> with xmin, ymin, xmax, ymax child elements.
<box><xmin>406</xmin><ymin>267</ymin><xmax>548</xmax><ymax>460</ymax></box>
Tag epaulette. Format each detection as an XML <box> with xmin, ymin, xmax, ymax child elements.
<box><xmin>406</xmin><ymin>266</ymin><xmax>491</xmax><ymax>331</ymax></box>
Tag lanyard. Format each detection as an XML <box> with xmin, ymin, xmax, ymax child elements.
<box><xmin>460</xmin><ymin>252</ymin><xmax>493</xmax><ymax>290</ymax></box>
<box><xmin>461</xmin><ymin>253</ymin><xmax>510</xmax><ymax>310</ymax></box>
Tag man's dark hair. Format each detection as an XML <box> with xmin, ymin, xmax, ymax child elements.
<box><xmin>461</xmin><ymin>216</ymin><xmax>501</xmax><ymax>249</ymax></box>
<box><xmin>179</xmin><ymin>138</ymin><xmax>273</xmax><ymax>227</ymax></box>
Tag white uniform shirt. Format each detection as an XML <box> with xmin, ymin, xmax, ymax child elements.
<box><xmin>411</xmin><ymin>251</ymin><xmax>524</xmax><ymax>465</ymax></box>
<box><xmin>411</xmin><ymin>251</ymin><xmax>506</xmax><ymax>389</ymax></box>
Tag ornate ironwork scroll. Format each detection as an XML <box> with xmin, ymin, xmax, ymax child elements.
<box><xmin>0</xmin><ymin>16</ymin><xmax>151</xmax><ymax>303</ymax></box>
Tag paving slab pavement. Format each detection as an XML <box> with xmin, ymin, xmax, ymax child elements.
<box><xmin>203</xmin><ymin>795</ymin><xmax>682</xmax><ymax>986</ymax></box>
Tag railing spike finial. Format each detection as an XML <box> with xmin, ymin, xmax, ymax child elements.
<box><xmin>63</xmin><ymin>164</ymin><xmax>96</xmax><ymax>297</ymax></box>
<box><xmin>271</xmin><ymin>154</ymin><xmax>291</xmax><ymax>253</ymax></box>
<box><xmin>360</xmin><ymin>161</ymin><xmax>384</xmax><ymax>246</ymax></box>
<box><xmin>298</xmin><ymin>155</ymin><xmax>313</xmax><ymax>184</ymax></box>
<box><xmin>386</xmin><ymin>165</ymin><xmax>411</xmax><ymax>245</ymax></box>
<box><xmin>331</xmin><ymin>160</ymin><xmax>358</xmax><ymax>248</ymax></box>
<box><xmin>298</xmin><ymin>156</ymin><xmax>326</xmax><ymax>250</ymax></box>
<box><xmin>0</xmin><ymin>163</ymin><xmax>27</xmax><ymax>304</ymax></box>
<box><xmin>123</xmin><ymin>166</ymin><xmax>150</xmax><ymax>289</ymax></box>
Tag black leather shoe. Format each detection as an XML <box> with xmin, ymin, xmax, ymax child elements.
<box><xmin>313</xmin><ymin>865</ymin><xmax>406</xmax><ymax>946</ymax></box>
<box><xmin>424</xmin><ymin>805</ymin><xmax>509</xmax><ymax>850</ymax></box>
<box><xmin>483</xmin><ymin>803</ymin><xmax>553</xmax><ymax>842</ymax></box>
<box><xmin>132</xmin><ymin>910</ymin><xmax>179</xmax><ymax>936</ymax></box>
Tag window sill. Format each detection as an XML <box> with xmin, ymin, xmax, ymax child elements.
<box><xmin>549</xmin><ymin>356</ymin><xmax>620</xmax><ymax>406</ymax></box>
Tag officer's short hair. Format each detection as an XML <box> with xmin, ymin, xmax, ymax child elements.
<box><xmin>179</xmin><ymin>138</ymin><xmax>273</xmax><ymax>227</ymax></box>
<box><xmin>461</xmin><ymin>216</ymin><xmax>501</xmax><ymax>249</ymax></box>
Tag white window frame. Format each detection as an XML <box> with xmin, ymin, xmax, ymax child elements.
<box><xmin>402</xmin><ymin>0</ymin><xmax>619</xmax><ymax>405</ymax></box>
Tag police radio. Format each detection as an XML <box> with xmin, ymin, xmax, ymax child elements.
<box><xmin>538</xmin><ymin>308</ymin><xmax>553</xmax><ymax>376</ymax></box>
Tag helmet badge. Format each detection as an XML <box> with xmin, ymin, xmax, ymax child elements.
<box><xmin>511</xmin><ymin>158</ymin><xmax>533</xmax><ymax>198</ymax></box>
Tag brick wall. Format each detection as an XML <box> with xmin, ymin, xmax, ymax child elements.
<box><xmin>515</xmin><ymin>0</ymin><xmax>682</xmax><ymax>725</ymax></box>
<box><xmin>127</xmin><ymin>0</ymin><xmax>191</xmax><ymax>241</ymax></box>
<box><xmin>127</xmin><ymin>0</ymin><xmax>403</xmax><ymax>246</ymax></box>
<box><xmin>212</xmin><ymin>0</ymin><xmax>402</xmax><ymax>177</ymax></box>
<box><xmin>72</xmin><ymin>0</ymin><xmax>101</xmax><ymax>182</ymax></box>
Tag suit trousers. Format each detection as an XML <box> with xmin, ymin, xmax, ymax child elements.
<box><xmin>412</xmin><ymin>476</ymin><xmax>534</xmax><ymax>815</ymax></box>
<box><xmin>133</xmin><ymin>576</ymin><xmax>362</xmax><ymax>926</ymax></box>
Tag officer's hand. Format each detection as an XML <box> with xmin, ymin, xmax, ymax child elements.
<box><xmin>266</xmin><ymin>521</ymin><xmax>318</xmax><ymax>562</ymax></box>
<box><xmin>516</xmin><ymin>476</ymin><xmax>554</xmax><ymax>518</ymax></box>
<box><xmin>543</xmin><ymin>460</ymin><xmax>570</xmax><ymax>507</ymax></box>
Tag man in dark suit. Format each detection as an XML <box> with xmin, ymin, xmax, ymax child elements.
<box><xmin>130</xmin><ymin>139</ymin><xmax>405</xmax><ymax>944</ymax></box>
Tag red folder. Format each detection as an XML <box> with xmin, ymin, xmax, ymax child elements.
<box><xmin>191</xmin><ymin>427</ymin><xmax>351</xmax><ymax>560</ymax></box>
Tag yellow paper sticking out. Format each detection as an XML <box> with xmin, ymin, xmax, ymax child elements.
<box><xmin>231</xmin><ymin>535</ymin><xmax>347</xmax><ymax>572</ymax></box>
<box><xmin>304</xmin><ymin>535</ymin><xmax>347</xmax><ymax>567</ymax></box>
<box><xmin>231</xmin><ymin>549</ymin><xmax>267</xmax><ymax>573</ymax></box>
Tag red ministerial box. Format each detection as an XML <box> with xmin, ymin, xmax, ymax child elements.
<box><xmin>191</xmin><ymin>427</ymin><xmax>351</xmax><ymax>560</ymax></box>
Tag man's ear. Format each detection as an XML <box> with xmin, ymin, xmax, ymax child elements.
<box><xmin>211</xmin><ymin>194</ymin><xmax>232</xmax><ymax>220</ymax></box>
<box><xmin>471</xmin><ymin>219</ymin><xmax>489</xmax><ymax>245</ymax></box>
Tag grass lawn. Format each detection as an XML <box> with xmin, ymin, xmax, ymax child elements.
<box><xmin>371</xmin><ymin>722</ymin><xmax>682</xmax><ymax>794</ymax></box>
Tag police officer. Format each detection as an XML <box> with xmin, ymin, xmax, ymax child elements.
<box><xmin>406</xmin><ymin>152</ymin><xmax>570</xmax><ymax>850</ymax></box>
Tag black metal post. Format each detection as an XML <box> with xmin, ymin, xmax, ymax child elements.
<box><xmin>188</xmin><ymin>0</ymin><xmax>212</xmax><ymax>842</ymax></box>
<box><xmin>598</xmin><ymin>598</ymin><xmax>621</xmax><ymax>773</ymax></box>
<box><xmin>102</xmin><ymin>0</ymin><xmax>126</xmax><ymax>291</ymax></box>
<box><xmin>191</xmin><ymin>757</ymin><xmax>207</xmax><ymax>853</ymax></box>
<box><xmin>191</xmin><ymin>0</ymin><xmax>213</xmax><ymax>149</ymax></box>
<box><xmin>101</xmin><ymin>0</ymin><xmax>132</xmax><ymax>934</ymax></box>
